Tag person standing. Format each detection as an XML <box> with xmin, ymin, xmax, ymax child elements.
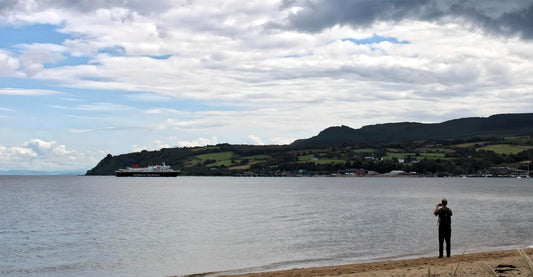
<box><xmin>434</xmin><ymin>198</ymin><xmax>452</xmax><ymax>258</ymax></box>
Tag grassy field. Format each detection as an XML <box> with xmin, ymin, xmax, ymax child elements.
<box><xmin>353</xmin><ymin>148</ymin><xmax>377</xmax><ymax>153</ymax></box>
<box><xmin>419</xmin><ymin>148</ymin><xmax>455</xmax><ymax>154</ymax></box>
<box><xmin>195</xmin><ymin>151</ymin><xmax>234</xmax><ymax>161</ymax></box>
<box><xmin>502</xmin><ymin>136</ymin><xmax>533</xmax><ymax>144</ymax></box>
<box><xmin>183</xmin><ymin>151</ymin><xmax>235</xmax><ymax>167</ymax></box>
<box><xmin>242</xmin><ymin>154</ymin><xmax>270</xmax><ymax>160</ymax></box>
<box><xmin>298</xmin><ymin>154</ymin><xmax>316</xmax><ymax>161</ymax></box>
<box><xmin>419</xmin><ymin>152</ymin><xmax>447</xmax><ymax>159</ymax></box>
<box><xmin>297</xmin><ymin>154</ymin><xmax>345</xmax><ymax>164</ymax></box>
<box><xmin>312</xmin><ymin>159</ymin><xmax>346</xmax><ymax>165</ymax></box>
<box><xmin>178</xmin><ymin>136</ymin><xmax>533</xmax><ymax>173</ymax></box>
<box><xmin>455</xmin><ymin>141</ymin><xmax>490</xmax><ymax>148</ymax></box>
<box><xmin>478</xmin><ymin>144</ymin><xmax>533</xmax><ymax>154</ymax></box>
<box><xmin>384</xmin><ymin>152</ymin><xmax>417</xmax><ymax>159</ymax></box>
<box><xmin>206</xmin><ymin>160</ymin><xmax>233</xmax><ymax>167</ymax></box>
<box><xmin>188</xmin><ymin>152</ymin><xmax>272</xmax><ymax>169</ymax></box>
<box><xmin>383</xmin><ymin>152</ymin><xmax>447</xmax><ymax>160</ymax></box>
<box><xmin>229</xmin><ymin>165</ymin><xmax>251</xmax><ymax>170</ymax></box>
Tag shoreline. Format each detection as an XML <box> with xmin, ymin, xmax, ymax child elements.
<box><xmin>180</xmin><ymin>248</ymin><xmax>533</xmax><ymax>277</ymax></box>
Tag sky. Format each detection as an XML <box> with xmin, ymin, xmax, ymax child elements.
<box><xmin>1</xmin><ymin>0</ymin><xmax>533</xmax><ymax>171</ymax></box>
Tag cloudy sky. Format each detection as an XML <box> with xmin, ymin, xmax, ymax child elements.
<box><xmin>1</xmin><ymin>0</ymin><xmax>533</xmax><ymax>171</ymax></box>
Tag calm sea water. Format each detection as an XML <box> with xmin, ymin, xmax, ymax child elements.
<box><xmin>1</xmin><ymin>176</ymin><xmax>532</xmax><ymax>277</ymax></box>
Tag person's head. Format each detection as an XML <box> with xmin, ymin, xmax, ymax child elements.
<box><xmin>441</xmin><ymin>198</ymin><xmax>448</xmax><ymax>207</ymax></box>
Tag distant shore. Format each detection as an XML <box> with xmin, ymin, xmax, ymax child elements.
<box><xmin>181</xmin><ymin>248</ymin><xmax>533</xmax><ymax>277</ymax></box>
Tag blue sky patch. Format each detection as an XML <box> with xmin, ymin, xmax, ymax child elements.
<box><xmin>0</xmin><ymin>24</ymin><xmax>71</xmax><ymax>48</ymax></box>
<box><xmin>0</xmin><ymin>77</ymin><xmax>54</xmax><ymax>89</ymax></box>
<box><xmin>342</xmin><ymin>34</ymin><xmax>409</xmax><ymax>45</ymax></box>
<box><xmin>149</xmin><ymin>55</ymin><xmax>172</xmax><ymax>60</ymax></box>
<box><xmin>43</xmin><ymin>56</ymin><xmax>92</xmax><ymax>68</ymax></box>
<box><xmin>98</xmin><ymin>45</ymin><xmax>126</xmax><ymax>56</ymax></box>
<box><xmin>283</xmin><ymin>53</ymin><xmax>312</xmax><ymax>59</ymax></box>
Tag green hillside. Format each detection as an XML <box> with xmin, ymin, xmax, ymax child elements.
<box><xmin>86</xmin><ymin>113</ymin><xmax>533</xmax><ymax>177</ymax></box>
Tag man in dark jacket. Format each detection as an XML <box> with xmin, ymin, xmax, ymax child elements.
<box><xmin>434</xmin><ymin>198</ymin><xmax>452</xmax><ymax>258</ymax></box>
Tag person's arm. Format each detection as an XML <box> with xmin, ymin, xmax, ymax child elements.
<box><xmin>434</xmin><ymin>204</ymin><xmax>440</xmax><ymax>215</ymax></box>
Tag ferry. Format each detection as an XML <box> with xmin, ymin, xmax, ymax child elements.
<box><xmin>115</xmin><ymin>163</ymin><xmax>180</xmax><ymax>177</ymax></box>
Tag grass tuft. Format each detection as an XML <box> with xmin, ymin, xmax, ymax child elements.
<box><xmin>451</xmin><ymin>261</ymin><xmax>461</xmax><ymax>277</ymax></box>
<box><xmin>518</xmin><ymin>248</ymin><xmax>533</xmax><ymax>275</ymax></box>
<box><xmin>484</xmin><ymin>262</ymin><xmax>499</xmax><ymax>277</ymax></box>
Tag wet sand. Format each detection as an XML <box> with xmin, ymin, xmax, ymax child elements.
<box><xmin>214</xmin><ymin>248</ymin><xmax>533</xmax><ymax>277</ymax></box>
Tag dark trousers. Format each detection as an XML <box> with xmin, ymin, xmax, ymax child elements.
<box><xmin>438</xmin><ymin>227</ymin><xmax>451</xmax><ymax>257</ymax></box>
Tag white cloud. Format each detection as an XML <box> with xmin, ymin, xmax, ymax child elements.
<box><xmin>63</xmin><ymin>39</ymin><xmax>98</xmax><ymax>57</ymax></box>
<box><xmin>127</xmin><ymin>93</ymin><xmax>175</xmax><ymax>102</ymax></box>
<box><xmin>270</xmin><ymin>137</ymin><xmax>296</xmax><ymax>145</ymax></box>
<box><xmin>176</xmin><ymin>136</ymin><xmax>218</xmax><ymax>147</ymax></box>
<box><xmin>0</xmin><ymin>107</ymin><xmax>15</xmax><ymax>112</ymax></box>
<box><xmin>0</xmin><ymin>50</ymin><xmax>20</xmax><ymax>76</ymax></box>
<box><xmin>73</xmin><ymin>102</ymin><xmax>133</xmax><ymax>112</ymax></box>
<box><xmin>130</xmin><ymin>143</ymin><xmax>170</xmax><ymax>153</ymax></box>
<box><xmin>3</xmin><ymin>2</ymin><xmax>528</xmax><ymax>113</ymax></box>
<box><xmin>0</xmin><ymin>139</ymin><xmax>104</xmax><ymax>170</ymax></box>
<box><xmin>247</xmin><ymin>134</ymin><xmax>264</xmax><ymax>145</ymax></box>
<box><xmin>155</xmin><ymin>118</ymin><xmax>226</xmax><ymax>131</ymax></box>
<box><xmin>1</xmin><ymin>1</ymin><xmax>533</xmax><ymax>171</ymax></box>
<box><xmin>144</xmin><ymin>108</ymin><xmax>188</xmax><ymax>115</ymax></box>
<box><xmin>69</xmin><ymin>126</ymin><xmax>120</xmax><ymax>133</ymax></box>
<box><xmin>24</xmin><ymin>139</ymin><xmax>56</xmax><ymax>154</ymax></box>
<box><xmin>0</xmin><ymin>88</ymin><xmax>64</xmax><ymax>95</ymax></box>
<box><xmin>5</xmin><ymin>146</ymin><xmax>38</xmax><ymax>158</ymax></box>
<box><xmin>53</xmin><ymin>102</ymin><xmax>133</xmax><ymax>113</ymax></box>
<box><xmin>130</xmin><ymin>139</ymin><xmax>171</xmax><ymax>152</ymax></box>
<box><xmin>27</xmin><ymin>16</ymin><xmax>529</xmax><ymax>116</ymax></box>
<box><xmin>17</xmin><ymin>43</ymin><xmax>66</xmax><ymax>76</ymax></box>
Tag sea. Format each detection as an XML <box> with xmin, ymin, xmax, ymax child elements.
<box><xmin>1</xmin><ymin>176</ymin><xmax>532</xmax><ymax>277</ymax></box>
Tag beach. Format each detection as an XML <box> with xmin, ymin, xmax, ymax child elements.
<box><xmin>217</xmin><ymin>248</ymin><xmax>533</xmax><ymax>277</ymax></box>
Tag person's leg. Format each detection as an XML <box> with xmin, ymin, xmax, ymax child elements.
<box><xmin>445</xmin><ymin>232</ymin><xmax>451</xmax><ymax>257</ymax></box>
<box><xmin>438</xmin><ymin>229</ymin><xmax>444</xmax><ymax>258</ymax></box>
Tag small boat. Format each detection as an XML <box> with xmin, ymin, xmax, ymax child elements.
<box><xmin>115</xmin><ymin>163</ymin><xmax>179</xmax><ymax>177</ymax></box>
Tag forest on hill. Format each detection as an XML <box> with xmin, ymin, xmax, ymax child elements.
<box><xmin>291</xmin><ymin>113</ymin><xmax>533</xmax><ymax>147</ymax></box>
<box><xmin>86</xmin><ymin>113</ymin><xmax>533</xmax><ymax>177</ymax></box>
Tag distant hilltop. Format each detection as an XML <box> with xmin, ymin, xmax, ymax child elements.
<box><xmin>86</xmin><ymin>113</ymin><xmax>533</xmax><ymax>176</ymax></box>
<box><xmin>291</xmin><ymin>113</ymin><xmax>533</xmax><ymax>147</ymax></box>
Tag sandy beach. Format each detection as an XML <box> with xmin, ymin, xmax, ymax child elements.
<box><xmin>209</xmin><ymin>248</ymin><xmax>533</xmax><ymax>277</ymax></box>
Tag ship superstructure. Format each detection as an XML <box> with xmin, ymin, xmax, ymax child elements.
<box><xmin>115</xmin><ymin>163</ymin><xmax>179</xmax><ymax>177</ymax></box>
